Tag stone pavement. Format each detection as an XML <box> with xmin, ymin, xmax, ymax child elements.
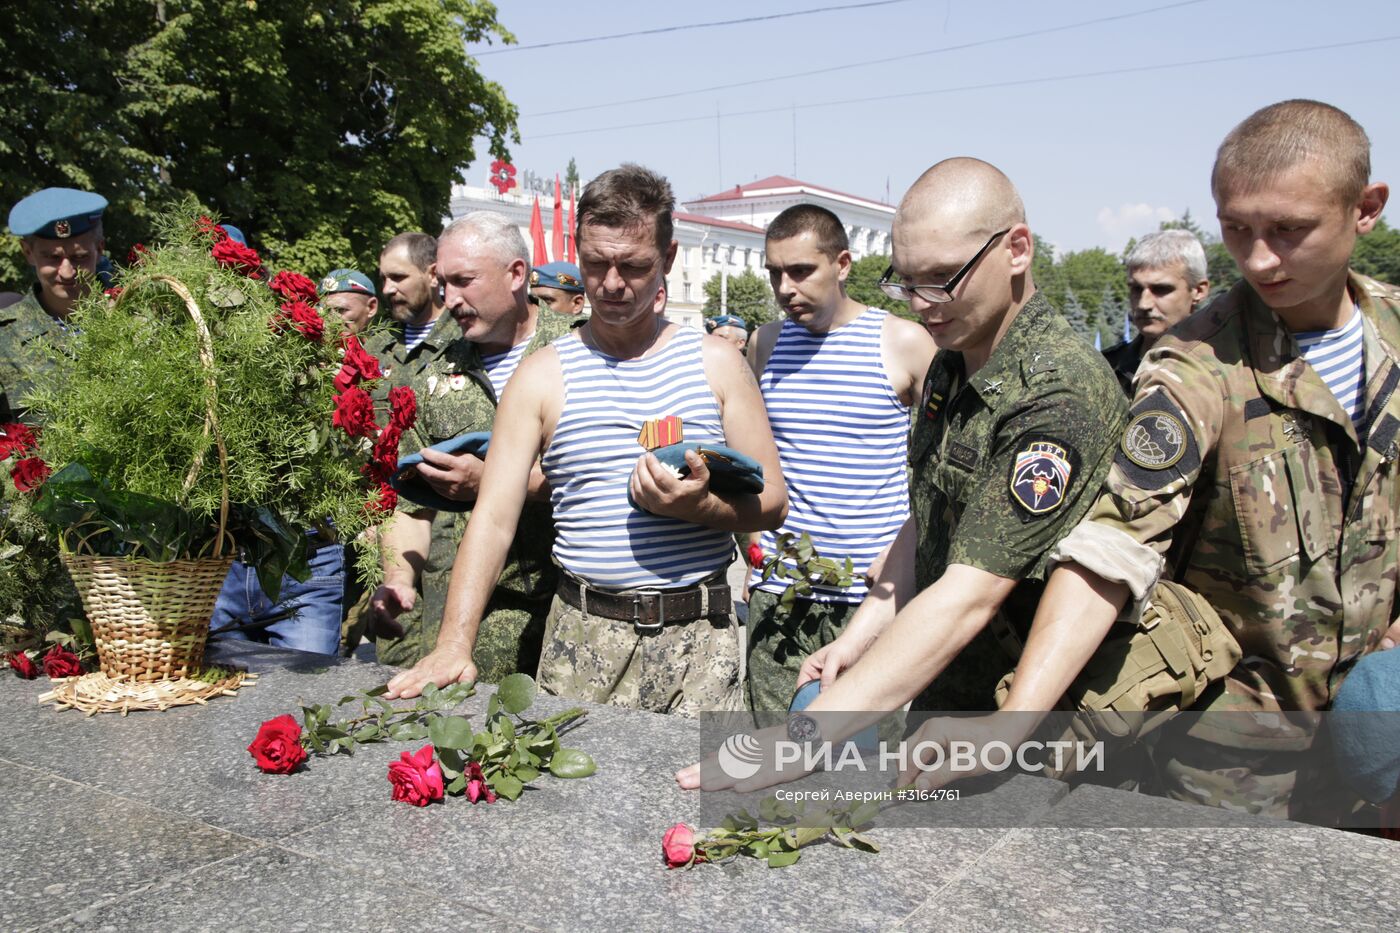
<box><xmin>2</xmin><ymin>643</ymin><xmax>1395</xmax><ymax>932</ymax></box>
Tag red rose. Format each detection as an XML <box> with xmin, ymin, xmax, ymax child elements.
<box><xmin>746</xmin><ymin>542</ymin><xmax>765</xmax><ymax>569</ymax></box>
<box><xmin>127</xmin><ymin>243</ymin><xmax>149</xmax><ymax>264</ymax></box>
<box><xmin>388</xmin><ymin>386</ymin><xmax>417</xmax><ymax>432</ymax></box>
<box><xmin>8</xmin><ymin>651</ymin><xmax>37</xmax><ymax>679</ymax></box>
<box><xmin>662</xmin><ymin>823</ymin><xmax>700</xmax><ymax>868</ymax></box>
<box><xmin>388</xmin><ymin>744</ymin><xmax>444</xmax><ymax>806</ymax></box>
<box><xmin>465</xmin><ymin>761</ymin><xmax>497</xmax><ymax>804</ymax></box>
<box><xmin>332</xmin><ymin>387</ymin><xmax>377</xmax><ymax>439</ymax></box>
<box><xmin>269</xmin><ymin>270</ymin><xmax>319</xmax><ymax>303</ymax></box>
<box><xmin>335</xmin><ymin>335</ymin><xmax>383</xmax><ymax>391</ymax></box>
<box><xmin>0</xmin><ymin>422</ymin><xmax>38</xmax><ymax>459</ymax></box>
<box><xmin>41</xmin><ymin>645</ymin><xmax>83</xmax><ymax>678</ymax></box>
<box><xmin>211</xmin><ymin>237</ymin><xmax>263</xmax><ymax>278</ymax></box>
<box><xmin>195</xmin><ymin>216</ymin><xmax>228</xmax><ymax>243</ymax></box>
<box><xmin>369</xmin><ymin>481</ymin><xmax>397</xmax><ymax>514</ymax></box>
<box><xmin>104</xmin><ymin>286</ymin><xmax>123</xmax><ymax>300</ymax></box>
<box><xmin>273</xmin><ymin>300</ymin><xmax>324</xmax><ymax>343</ymax></box>
<box><xmin>372</xmin><ymin>425</ymin><xmax>402</xmax><ymax>470</ymax></box>
<box><xmin>247</xmin><ymin>713</ymin><xmax>308</xmax><ymax>774</ymax></box>
<box><xmin>11</xmin><ymin>457</ymin><xmax>50</xmax><ymax>493</ymax></box>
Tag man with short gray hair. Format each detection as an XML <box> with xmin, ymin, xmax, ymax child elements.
<box><xmin>368</xmin><ymin>211</ymin><xmax>567</xmax><ymax>679</ymax></box>
<box><xmin>1102</xmin><ymin>229</ymin><xmax>1210</xmax><ymax>394</ymax></box>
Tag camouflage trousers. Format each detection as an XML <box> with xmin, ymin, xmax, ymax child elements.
<box><xmin>376</xmin><ymin>587</ymin><xmax>552</xmax><ymax>685</ymax></box>
<box><xmin>745</xmin><ymin>588</ymin><xmax>859</xmax><ymax>715</ymax></box>
<box><xmin>536</xmin><ymin>594</ymin><xmax>743</xmax><ymax>716</ymax></box>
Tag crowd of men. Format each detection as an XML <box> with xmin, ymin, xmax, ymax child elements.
<box><xmin>5</xmin><ymin>97</ymin><xmax>1400</xmax><ymax>826</ymax></box>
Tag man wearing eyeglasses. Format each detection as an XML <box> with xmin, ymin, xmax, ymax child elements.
<box><xmin>790</xmin><ymin>158</ymin><xmax>1129</xmax><ymax>713</ymax></box>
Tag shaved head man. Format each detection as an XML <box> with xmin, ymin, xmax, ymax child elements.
<box><xmin>678</xmin><ymin>158</ymin><xmax>1128</xmax><ymax>792</ymax></box>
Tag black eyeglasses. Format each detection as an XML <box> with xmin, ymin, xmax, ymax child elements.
<box><xmin>878</xmin><ymin>229</ymin><xmax>1011</xmax><ymax>304</ymax></box>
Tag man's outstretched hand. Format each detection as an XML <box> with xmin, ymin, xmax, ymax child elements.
<box><xmin>384</xmin><ymin>644</ymin><xmax>478</xmax><ymax>699</ymax></box>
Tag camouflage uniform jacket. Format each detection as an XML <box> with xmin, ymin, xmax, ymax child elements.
<box><xmin>0</xmin><ymin>289</ymin><xmax>70</xmax><ymax>423</ymax></box>
<box><xmin>1101</xmin><ymin>334</ymin><xmax>1144</xmax><ymax>398</ymax></box>
<box><xmin>1084</xmin><ymin>272</ymin><xmax>1400</xmax><ymax>747</ymax></box>
<box><xmin>909</xmin><ymin>291</ymin><xmax>1128</xmax><ymax>708</ymax></box>
<box><xmin>390</xmin><ymin>312</ymin><xmax>569</xmax><ymax>608</ymax></box>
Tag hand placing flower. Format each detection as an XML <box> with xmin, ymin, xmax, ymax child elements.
<box><xmin>388</xmin><ymin>743</ymin><xmax>445</xmax><ymax>807</ymax></box>
<box><xmin>247</xmin><ymin>714</ymin><xmax>309</xmax><ymax>774</ymax></box>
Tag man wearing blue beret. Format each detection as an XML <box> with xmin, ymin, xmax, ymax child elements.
<box><xmin>530</xmin><ymin>261</ymin><xmax>586</xmax><ymax>317</ymax></box>
<box><xmin>319</xmin><ymin>268</ymin><xmax>379</xmax><ymax>334</ymax></box>
<box><xmin>1</xmin><ymin>187</ymin><xmax>108</xmax><ymax>421</ymax></box>
<box><xmin>705</xmin><ymin>314</ymin><xmax>748</xmax><ymax>353</ymax></box>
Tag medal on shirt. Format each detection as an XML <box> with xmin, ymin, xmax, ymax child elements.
<box><xmin>638</xmin><ymin>415</ymin><xmax>683</xmax><ymax>450</ymax></box>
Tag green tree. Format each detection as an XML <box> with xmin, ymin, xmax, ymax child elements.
<box><xmin>702</xmin><ymin>268</ymin><xmax>777</xmax><ymax>332</ymax></box>
<box><xmin>1097</xmin><ymin>283</ymin><xmax>1129</xmax><ymax>346</ymax></box>
<box><xmin>1060</xmin><ymin>289</ymin><xmax>1090</xmax><ymax>340</ymax></box>
<box><xmin>846</xmin><ymin>254</ymin><xmax>916</xmax><ymax>320</ymax></box>
<box><xmin>565</xmin><ymin>157</ymin><xmax>580</xmax><ymax>195</ymax></box>
<box><xmin>1056</xmin><ymin>247</ymin><xmax>1127</xmax><ymax>332</ymax></box>
<box><xmin>0</xmin><ymin>0</ymin><xmax>519</xmax><ymax>290</ymax></box>
<box><xmin>1353</xmin><ymin>218</ymin><xmax>1400</xmax><ymax>283</ymax></box>
<box><xmin>1159</xmin><ymin>210</ymin><xmax>1240</xmax><ymax>295</ymax></box>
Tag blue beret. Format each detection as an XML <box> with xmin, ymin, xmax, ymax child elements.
<box><xmin>627</xmin><ymin>441</ymin><xmax>763</xmax><ymax>513</ymax></box>
<box><xmin>1331</xmin><ymin>648</ymin><xmax>1400</xmax><ymax>803</ymax></box>
<box><xmin>319</xmin><ymin>268</ymin><xmax>377</xmax><ymax>298</ymax></box>
<box><xmin>8</xmin><ymin>187</ymin><xmax>107</xmax><ymax>239</ymax></box>
<box><xmin>391</xmin><ymin>432</ymin><xmax>491</xmax><ymax>512</ymax></box>
<box><xmin>705</xmin><ymin>314</ymin><xmax>747</xmax><ymax>333</ymax></box>
<box><xmin>530</xmin><ymin>261</ymin><xmax>584</xmax><ymax>293</ymax></box>
<box><xmin>221</xmin><ymin>224</ymin><xmax>247</xmax><ymax>246</ymax></box>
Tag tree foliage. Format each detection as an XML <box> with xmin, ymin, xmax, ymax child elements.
<box><xmin>846</xmin><ymin>254</ymin><xmax>917</xmax><ymax>321</ymax></box>
<box><xmin>702</xmin><ymin>268</ymin><xmax>778</xmax><ymax>332</ymax></box>
<box><xmin>1354</xmin><ymin>219</ymin><xmax>1400</xmax><ymax>284</ymax></box>
<box><xmin>0</xmin><ymin>0</ymin><xmax>519</xmax><ymax>290</ymax></box>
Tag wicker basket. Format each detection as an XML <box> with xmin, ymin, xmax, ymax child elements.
<box><xmin>61</xmin><ymin>274</ymin><xmax>233</xmax><ymax>683</ymax></box>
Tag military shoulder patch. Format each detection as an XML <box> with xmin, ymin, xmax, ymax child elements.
<box><xmin>1114</xmin><ymin>389</ymin><xmax>1201</xmax><ymax>490</ymax></box>
<box><xmin>1007</xmin><ymin>435</ymin><xmax>1077</xmax><ymax>518</ymax></box>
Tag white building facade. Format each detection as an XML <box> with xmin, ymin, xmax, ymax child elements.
<box><xmin>445</xmin><ymin>173</ymin><xmax>893</xmax><ymax>329</ymax></box>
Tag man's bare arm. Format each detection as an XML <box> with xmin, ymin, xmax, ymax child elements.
<box><xmin>883</xmin><ymin>314</ymin><xmax>937</xmax><ymax>407</ymax></box>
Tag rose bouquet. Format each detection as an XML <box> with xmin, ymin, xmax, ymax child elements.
<box><xmin>10</xmin><ymin>201</ymin><xmax>413</xmax><ymax>685</ymax></box>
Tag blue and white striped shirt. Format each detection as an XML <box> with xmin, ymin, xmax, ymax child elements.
<box><xmin>543</xmin><ymin>326</ymin><xmax>735</xmax><ymax>588</ymax></box>
<box><xmin>480</xmin><ymin>332</ymin><xmax>533</xmax><ymax>400</ymax></box>
<box><xmin>1295</xmin><ymin>305</ymin><xmax>1366</xmax><ymax>433</ymax></box>
<box><xmin>748</xmin><ymin>307</ymin><xmax>911</xmax><ymax>602</ymax></box>
<box><xmin>402</xmin><ymin>320</ymin><xmax>436</xmax><ymax>354</ymax></box>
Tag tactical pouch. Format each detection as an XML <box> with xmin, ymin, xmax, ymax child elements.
<box><xmin>993</xmin><ymin>580</ymin><xmax>1241</xmax><ymax>774</ymax></box>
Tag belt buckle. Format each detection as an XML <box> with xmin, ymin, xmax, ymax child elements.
<box><xmin>631</xmin><ymin>588</ymin><xmax>665</xmax><ymax>632</ymax></box>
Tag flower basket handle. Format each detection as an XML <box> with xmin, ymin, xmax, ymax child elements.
<box><xmin>112</xmin><ymin>274</ymin><xmax>230</xmax><ymax>558</ymax></box>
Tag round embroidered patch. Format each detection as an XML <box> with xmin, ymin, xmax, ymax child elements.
<box><xmin>1009</xmin><ymin>440</ymin><xmax>1073</xmax><ymax>515</ymax></box>
<box><xmin>1122</xmin><ymin>410</ymin><xmax>1187</xmax><ymax>470</ymax></box>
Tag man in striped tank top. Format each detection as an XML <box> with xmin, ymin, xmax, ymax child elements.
<box><xmin>743</xmin><ymin>204</ymin><xmax>936</xmax><ymax>717</ymax></box>
<box><xmin>385</xmin><ymin>165</ymin><xmax>788</xmax><ymax>715</ymax></box>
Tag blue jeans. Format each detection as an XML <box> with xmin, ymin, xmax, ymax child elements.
<box><xmin>208</xmin><ymin>542</ymin><xmax>345</xmax><ymax>656</ymax></box>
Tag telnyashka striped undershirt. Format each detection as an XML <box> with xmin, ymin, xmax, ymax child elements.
<box><xmin>1294</xmin><ymin>304</ymin><xmax>1365</xmax><ymax>433</ymax></box>
<box><xmin>480</xmin><ymin>331</ymin><xmax>533</xmax><ymax>400</ymax></box>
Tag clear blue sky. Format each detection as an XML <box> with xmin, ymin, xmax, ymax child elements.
<box><xmin>469</xmin><ymin>0</ymin><xmax>1400</xmax><ymax>256</ymax></box>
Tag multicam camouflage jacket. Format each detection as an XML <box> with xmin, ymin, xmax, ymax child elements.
<box><xmin>909</xmin><ymin>291</ymin><xmax>1128</xmax><ymax>709</ymax></box>
<box><xmin>1088</xmin><ymin>271</ymin><xmax>1400</xmax><ymax>746</ymax></box>
<box><xmin>0</xmin><ymin>290</ymin><xmax>69</xmax><ymax>423</ymax></box>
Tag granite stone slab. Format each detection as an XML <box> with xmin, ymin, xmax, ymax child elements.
<box><xmin>44</xmin><ymin>845</ymin><xmax>525</xmax><ymax>933</ymax></box>
<box><xmin>897</xmin><ymin>784</ymin><xmax>1400</xmax><ymax>932</ymax></box>
<box><xmin>0</xmin><ymin>760</ymin><xmax>261</xmax><ymax>930</ymax></box>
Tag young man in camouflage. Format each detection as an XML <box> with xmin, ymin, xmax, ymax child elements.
<box><xmin>383</xmin><ymin>165</ymin><xmax>787</xmax><ymax>715</ymax></box>
<box><xmin>992</xmin><ymin>100</ymin><xmax>1399</xmax><ymax>819</ymax></box>
<box><xmin>369</xmin><ymin>213</ymin><xmax>567</xmax><ymax>680</ymax></box>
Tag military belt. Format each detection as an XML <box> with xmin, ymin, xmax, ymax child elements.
<box><xmin>557</xmin><ymin>573</ymin><xmax>730</xmax><ymax>631</ymax></box>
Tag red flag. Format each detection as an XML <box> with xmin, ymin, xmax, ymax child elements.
<box><xmin>552</xmin><ymin>175</ymin><xmax>565</xmax><ymax>262</ymax></box>
<box><xmin>529</xmin><ymin>196</ymin><xmax>549</xmax><ymax>266</ymax></box>
<box><xmin>567</xmin><ymin>185</ymin><xmax>577</xmax><ymax>263</ymax></box>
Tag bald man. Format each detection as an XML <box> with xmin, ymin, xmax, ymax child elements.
<box><xmin>677</xmin><ymin>160</ymin><xmax>1128</xmax><ymax>788</ymax></box>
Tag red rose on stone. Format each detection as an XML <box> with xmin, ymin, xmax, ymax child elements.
<box><xmin>0</xmin><ymin>422</ymin><xmax>38</xmax><ymax>459</ymax></box>
<box><xmin>211</xmin><ymin>237</ymin><xmax>263</xmax><ymax>278</ymax></box>
<box><xmin>465</xmin><ymin>761</ymin><xmax>497</xmax><ymax>804</ymax></box>
<box><xmin>332</xmin><ymin>387</ymin><xmax>377</xmax><ymax>439</ymax></box>
<box><xmin>746</xmin><ymin>542</ymin><xmax>765</xmax><ymax>569</ymax></box>
<box><xmin>41</xmin><ymin>645</ymin><xmax>83</xmax><ymax>678</ymax></box>
<box><xmin>662</xmin><ymin>822</ymin><xmax>700</xmax><ymax>868</ymax></box>
<box><xmin>11</xmin><ymin>456</ymin><xmax>50</xmax><ymax>492</ymax></box>
<box><xmin>8</xmin><ymin>651</ymin><xmax>37</xmax><ymax>679</ymax></box>
<box><xmin>269</xmin><ymin>271</ymin><xmax>319</xmax><ymax>303</ymax></box>
<box><xmin>273</xmin><ymin>300</ymin><xmax>324</xmax><ymax>343</ymax></box>
<box><xmin>335</xmin><ymin>335</ymin><xmax>383</xmax><ymax>391</ymax></box>
<box><xmin>387</xmin><ymin>744</ymin><xmax>444</xmax><ymax>806</ymax></box>
<box><xmin>247</xmin><ymin>713</ymin><xmax>308</xmax><ymax>774</ymax></box>
<box><xmin>388</xmin><ymin>386</ymin><xmax>417</xmax><ymax>432</ymax></box>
